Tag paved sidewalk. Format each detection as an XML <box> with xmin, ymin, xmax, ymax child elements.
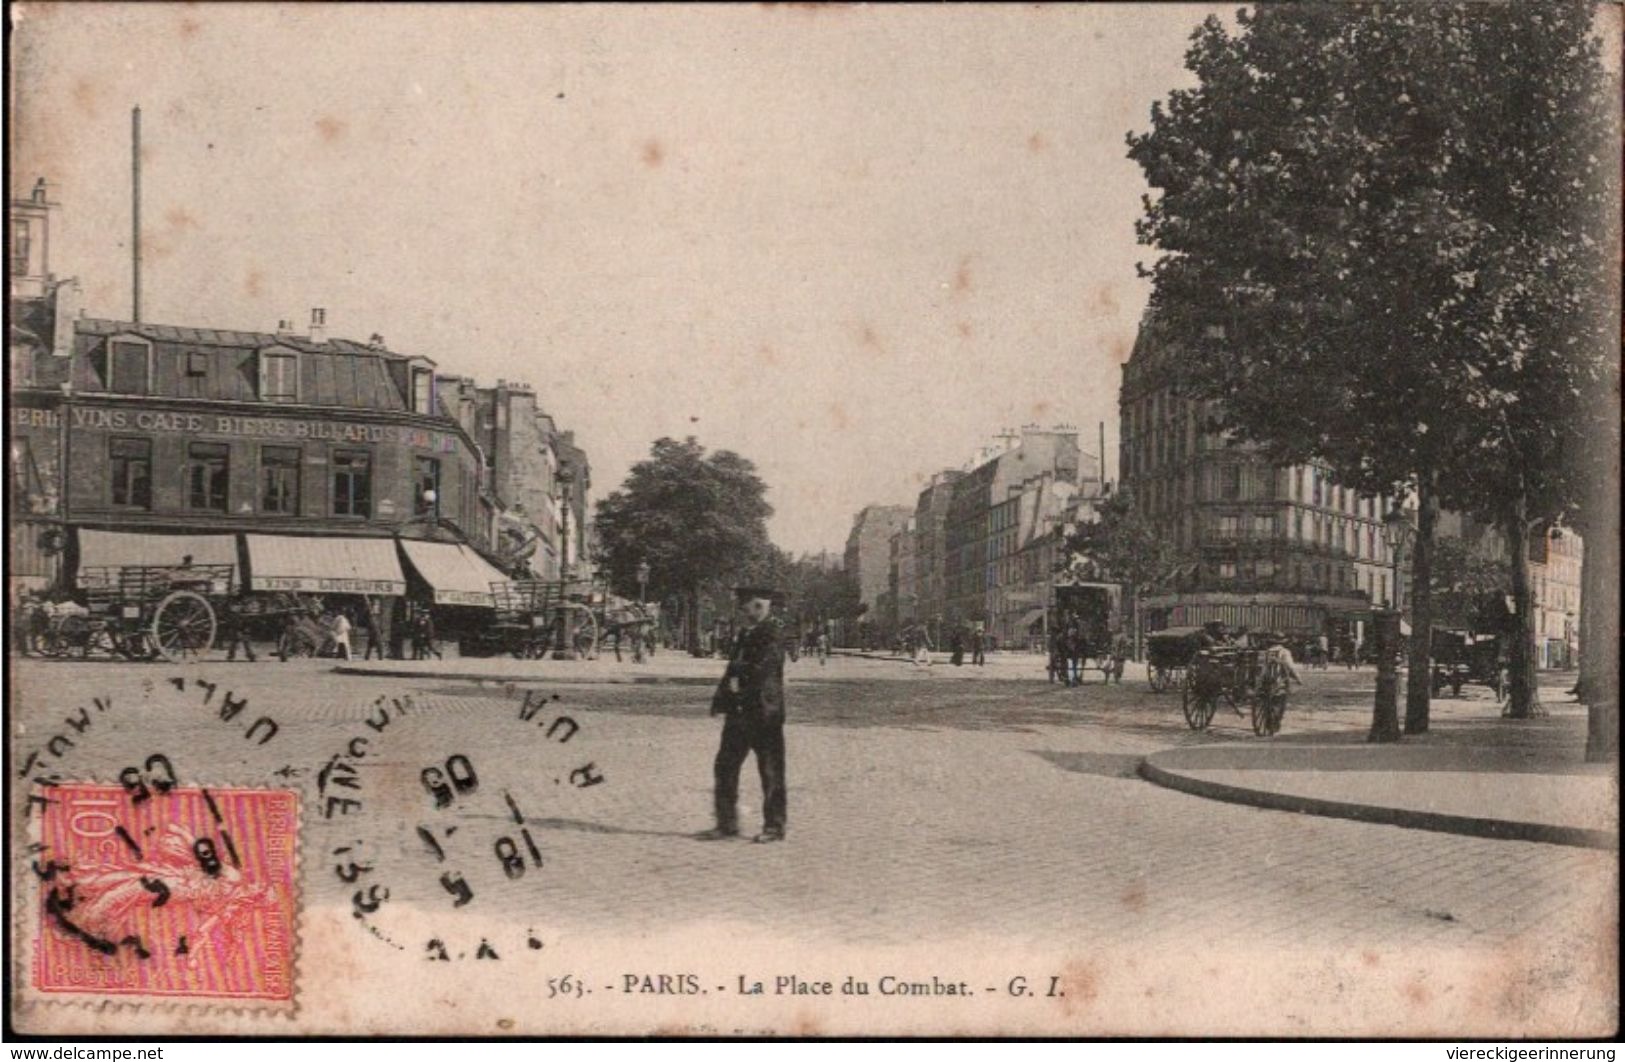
<box><xmin>1141</xmin><ymin>705</ymin><xmax>1618</xmax><ymax>849</ymax></box>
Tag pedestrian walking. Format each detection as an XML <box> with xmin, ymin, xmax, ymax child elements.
<box><xmin>816</xmin><ymin>630</ymin><xmax>829</xmax><ymax>666</ymax></box>
<box><xmin>330</xmin><ymin>608</ymin><xmax>353</xmax><ymax>661</ymax></box>
<box><xmin>362</xmin><ymin>602</ymin><xmax>385</xmax><ymax>661</ymax></box>
<box><xmin>971</xmin><ymin>627</ymin><xmax>985</xmax><ymax>667</ymax></box>
<box><xmin>219</xmin><ymin>599</ymin><xmax>257</xmax><ymax>662</ymax></box>
<box><xmin>949</xmin><ymin>628</ymin><xmax>964</xmax><ymax>666</ymax></box>
<box><xmin>698</xmin><ymin>587</ymin><xmax>788</xmax><ymax>845</ymax></box>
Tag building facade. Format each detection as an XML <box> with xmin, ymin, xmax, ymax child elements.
<box><xmin>844</xmin><ymin>505</ymin><xmax>912</xmax><ymax>619</ymax></box>
<box><xmin>1121</xmin><ymin>315</ymin><xmax>1388</xmax><ymax>640</ymax></box>
<box><xmin>944</xmin><ymin>426</ymin><xmax>1099</xmax><ymax>631</ymax></box>
<box><xmin>7</xmin><ymin>183</ymin><xmax>590</xmax><ymax>615</ymax></box>
<box><xmin>911</xmin><ymin>470</ymin><xmax>963</xmax><ymax>642</ymax></box>
<box><xmin>886</xmin><ymin>515</ymin><xmax>919</xmax><ymax>633</ymax></box>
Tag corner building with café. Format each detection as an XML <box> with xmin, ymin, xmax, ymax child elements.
<box><xmin>9</xmin><ymin>306</ymin><xmax>511</xmax><ymax>643</ymax></box>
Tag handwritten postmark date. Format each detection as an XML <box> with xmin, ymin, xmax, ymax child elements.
<box><xmin>32</xmin><ymin>781</ymin><xmax>299</xmax><ymax>1008</ymax></box>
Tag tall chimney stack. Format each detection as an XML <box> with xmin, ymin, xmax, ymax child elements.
<box><xmin>309</xmin><ymin>307</ymin><xmax>327</xmax><ymax>344</ymax></box>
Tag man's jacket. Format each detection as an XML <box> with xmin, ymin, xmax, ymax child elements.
<box><xmin>713</xmin><ymin>620</ymin><xmax>786</xmax><ymax>719</ymax></box>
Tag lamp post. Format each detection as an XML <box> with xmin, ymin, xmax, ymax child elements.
<box><xmin>552</xmin><ymin>466</ymin><xmax>575</xmax><ymax>660</ymax></box>
<box><xmin>1371</xmin><ymin>505</ymin><xmax>1416</xmax><ymax>743</ymax></box>
<box><xmin>636</xmin><ymin>560</ymin><xmax>650</xmax><ymax>606</ymax></box>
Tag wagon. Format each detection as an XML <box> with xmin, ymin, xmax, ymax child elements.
<box><xmin>1145</xmin><ymin>626</ymin><xmax>1203</xmax><ymax>693</ymax></box>
<box><xmin>480</xmin><ymin>579</ymin><xmax>601</xmax><ymax>659</ymax></box>
<box><xmin>1430</xmin><ymin>628</ymin><xmax>1507</xmax><ymax>701</ymax></box>
<box><xmin>42</xmin><ymin>563</ymin><xmax>235</xmax><ymax>663</ymax></box>
<box><xmin>1048</xmin><ymin>582</ymin><xmax>1124</xmax><ymax>685</ymax></box>
<box><xmin>1181</xmin><ymin>646</ymin><xmax>1290</xmax><ymax>736</ymax></box>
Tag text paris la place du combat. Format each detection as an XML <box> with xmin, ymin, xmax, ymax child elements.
<box><xmin>618</xmin><ymin>974</ymin><xmax>1067</xmax><ymax>998</ymax></box>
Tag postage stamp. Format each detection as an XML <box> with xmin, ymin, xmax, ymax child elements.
<box><xmin>30</xmin><ymin>782</ymin><xmax>299</xmax><ymax>1009</ymax></box>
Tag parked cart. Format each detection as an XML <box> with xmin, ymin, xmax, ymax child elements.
<box><xmin>1181</xmin><ymin>644</ymin><xmax>1290</xmax><ymax>736</ymax></box>
<box><xmin>475</xmin><ymin>578</ymin><xmax>601</xmax><ymax>659</ymax></box>
<box><xmin>44</xmin><ymin>564</ymin><xmax>235</xmax><ymax>663</ymax></box>
<box><xmin>1145</xmin><ymin>626</ymin><xmax>1203</xmax><ymax>693</ymax></box>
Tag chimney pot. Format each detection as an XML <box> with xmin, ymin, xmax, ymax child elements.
<box><xmin>309</xmin><ymin>308</ymin><xmax>327</xmax><ymax>344</ymax></box>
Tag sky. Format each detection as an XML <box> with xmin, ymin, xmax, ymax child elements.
<box><xmin>10</xmin><ymin>2</ymin><xmax>1225</xmax><ymax>555</ymax></box>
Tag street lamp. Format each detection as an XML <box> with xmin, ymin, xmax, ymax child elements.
<box><xmin>552</xmin><ymin>466</ymin><xmax>576</xmax><ymax>660</ymax></box>
<box><xmin>1382</xmin><ymin>504</ymin><xmax>1416</xmax><ymax>614</ymax></box>
<box><xmin>636</xmin><ymin>560</ymin><xmax>650</xmax><ymax>605</ymax></box>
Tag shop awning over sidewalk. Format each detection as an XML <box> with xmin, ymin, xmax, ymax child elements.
<box><xmin>76</xmin><ymin>530</ymin><xmax>238</xmax><ymax>588</ymax></box>
<box><xmin>1019</xmin><ymin>608</ymin><xmax>1047</xmax><ymax>630</ymax></box>
<box><xmin>399</xmin><ymin>540</ymin><xmax>508</xmax><ymax>607</ymax></box>
<box><xmin>244</xmin><ymin>534</ymin><xmax>405</xmax><ymax>595</ymax></box>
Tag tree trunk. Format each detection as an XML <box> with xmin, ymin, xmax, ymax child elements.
<box><xmin>1503</xmin><ymin>503</ymin><xmax>1541</xmax><ymax>720</ymax></box>
<box><xmin>1403</xmin><ymin>475</ymin><xmax>1439</xmax><ymax>735</ymax></box>
<box><xmin>1581</xmin><ymin>395</ymin><xmax>1620</xmax><ymax>759</ymax></box>
<box><xmin>686</xmin><ymin>586</ymin><xmax>702</xmax><ymax>657</ymax></box>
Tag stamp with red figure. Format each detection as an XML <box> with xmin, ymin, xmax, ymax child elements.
<box><xmin>31</xmin><ymin>782</ymin><xmax>299</xmax><ymax>1009</ymax></box>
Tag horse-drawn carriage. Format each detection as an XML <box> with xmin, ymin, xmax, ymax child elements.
<box><xmin>1181</xmin><ymin>643</ymin><xmax>1291</xmax><ymax>736</ymax></box>
<box><xmin>1430</xmin><ymin>627</ymin><xmax>1507</xmax><ymax>701</ymax></box>
<box><xmin>466</xmin><ymin>578</ymin><xmax>602</xmax><ymax>659</ymax></box>
<box><xmin>1145</xmin><ymin>626</ymin><xmax>1203</xmax><ymax>693</ymax></box>
<box><xmin>1047</xmin><ymin>582</ymin><xmax>1125</xmax><ymax>686</ymax></box>
<box><xmin>36</xmin><ymin>563</ymin><xmax>234</xmax><ymax>663</ymax></box>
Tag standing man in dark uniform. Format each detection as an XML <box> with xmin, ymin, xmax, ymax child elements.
<box><xmin>698</xmin><ymin>587</ymin><xmax>787</xmax><ymax>844</ymax></box>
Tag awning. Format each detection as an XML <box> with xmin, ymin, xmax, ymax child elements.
<box><xmin>1020</xmin><ymin>608</ymin><xmax>1047</xmax><ymax>630</ymax></box>
<box><xmin>77</xmin><ymin>530</ymin><xmax>238</xmax><ymax>589</ymax></box>
<box><xmin>245</xmin><ymin>534</ymin><xmax>404</xmax><ymax>595</ymax></box>
<box><xmin>399</xmin><ymin>540</ymin><xmax>509</xmax><ymax>607</ymax></box>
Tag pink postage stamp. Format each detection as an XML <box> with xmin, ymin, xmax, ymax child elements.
<box><xmin>31</xmin><ymin>783</ymin><xmax>298</xmax><ymax>1008</ymax></box>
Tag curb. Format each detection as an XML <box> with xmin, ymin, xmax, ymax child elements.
<box><xmin>330</xmin><ymin>665</ymin><xmax>715</xmax><ymax>687</ymax></box>
<box><xmin>1137</xmin><ymin>758</ymin><xmax>1617</xmax><ymax>851</ymax></box>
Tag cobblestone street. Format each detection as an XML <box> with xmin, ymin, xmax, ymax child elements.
<box><xmin>10</xmin><ymin>655</ymin><xmax>1616</xmax><ymax>1037</ymax></box>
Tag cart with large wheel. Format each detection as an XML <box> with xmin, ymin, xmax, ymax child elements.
<box><xmin>1180</xmin><ymin>645</ymin><xmax>1290</xmax><ymax>736</ymax></box>
<box><xmin>70</xmin><ymin>564</ymin><xmax>234</xmax><ymax>663</ymax></box>
<box><xmin>483</xmin><ymin>579</ymin><xmax>601</xmax><ymax>659</ymax></box>
<box><xmin>1145</xmin><ymin>626</ymin><xmax>1202</xmax><ymax>693</ymax></box>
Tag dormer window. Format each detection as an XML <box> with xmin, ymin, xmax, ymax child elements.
<box><xmin>104</xmin><ymin>336</ymin><xmax>153</xmax><ymax>394</ymax></box>
<box><xmin>411</xmin><ymin>367</ymin><xmax>434</xmax><ymax>414</ymax></box>
<box><xmin>259</xmin><ymin>349</ymin><xmax>299</xmax><ymax>403</ymax></box>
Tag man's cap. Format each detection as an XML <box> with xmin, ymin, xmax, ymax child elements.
<box><xmin>733</xmin><ymin>586</ymin><xmax>785</xmax><ymax>606</ymax></box>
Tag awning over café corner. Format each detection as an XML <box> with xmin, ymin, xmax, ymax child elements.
<box><xmin>399</xmin><ymin>540</ymin><xmax>508</xmax><ymax>607</ymax></box>
<box><xmin>1019</xmin><ymin>608</ymin><xmax>1048</xmax><ymax>630</ymax></box>
<box><xmin>77</xmin><ymin>530</ymin><xmax>239</xmax><ymax>588</ymax></box>
<box><xmin>245</xmin><ymin>534</ymin><xmax>405</xmax><ymax>595</ymax></box>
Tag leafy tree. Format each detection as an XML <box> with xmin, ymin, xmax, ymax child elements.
<box><xmin>1127</xmin><ymin>1</ymin><xmax>1616</xmax><ymax>741</ymax></box>
<box><xmin>1059</xmin><ymin>487</ymin><xmax>1184</xmax><ymax>656</ymax></box>
<box><xmin>594</xmin><ymin>437</ymin><xmax>773</xmax><ymax>655</ymax></box>
<box><xmin>1429</xmin><ymin>534</ymin><xmax>1510</xmax><ymax>632</ymax></box>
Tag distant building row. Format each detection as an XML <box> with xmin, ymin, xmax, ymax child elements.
<box><xmin>846</xmin><ymin>425</ymin><xmax>1107</xmax><ymax>648</ymax></box>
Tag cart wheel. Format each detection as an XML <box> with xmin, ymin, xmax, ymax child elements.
<box><xmin>568</xmin><ymin>605</ymin><xmax>599</xmax><ymax>659</ymax></box>
<box><xmin>1251</xmin><ymin>685</ymin><xmax>1287</xmax><ymax>737</ymax></box>
<box><xmin>152</xmin><ymin>591</ymin><xmax>217</xmax><ymax>663</ymax></box>
<box><xmin>1181</xmin><ymin>678</ymin><xmax>1215</xmax><ymax>730</ymax></box>
<box><xmin>53</xmin><ymin>615</ymin><xmax>90</xmax><ymax>658</ymax></box>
